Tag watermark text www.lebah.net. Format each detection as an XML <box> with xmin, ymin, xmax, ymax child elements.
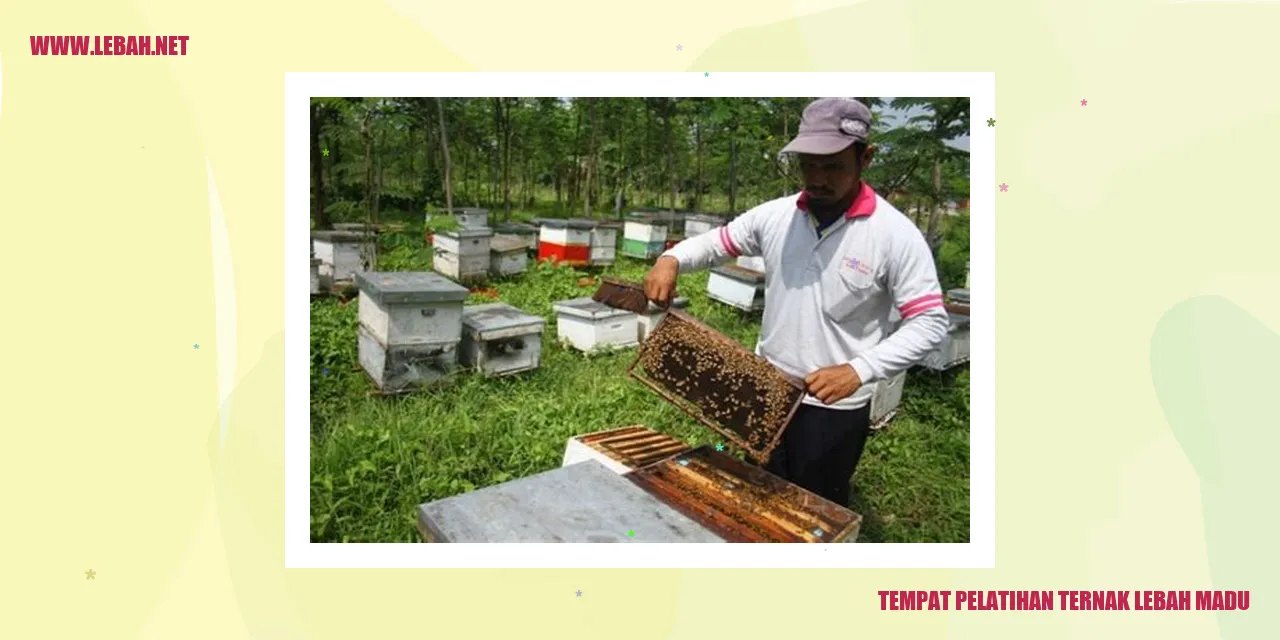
<box><xmin>30</xmin><ymin>36</ymin><xmax>189</xmax><ymax>56</ymax></box>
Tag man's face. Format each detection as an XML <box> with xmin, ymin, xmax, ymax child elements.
<box><xmin>797</xmin><ymin>145</ymin><xmax>870</xmax><ymax>209</ymax></box>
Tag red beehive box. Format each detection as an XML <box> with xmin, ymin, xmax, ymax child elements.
<box><xmin>536</xmin><ymin>218</ymin><xmax>594</xmax><ymax>267</ymax></box>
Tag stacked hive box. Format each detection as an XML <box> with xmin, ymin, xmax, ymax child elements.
<box><xmin>553</xmin><ymin>297</ymin><xmax>639</xmax><ymax>352</ymax></box>
<box><xmin>433</xmin><ymin>227</ymin><xmax>494</xmax><ymax>282</ymax></box>
<box><xmin>460</xmin><ymin>302</ymin><xmax>545</xmax><ymax>377</ymax></box>
<box><xmin>707</xmin><ymin>264</ymin><xmax>765</xmax><ymax>311</ymax></box>
<box><xmin>493</xmin><ymin>222</ymin><xmax>538</xmax><ymax>253</ymax></box>
<box><xmin>489</xmin><ymin>235</ymin><xmax>529</xmax><ymax>277</ymax></box>
<box><xmin>537</xmin><ymin>219</ymin><xmax>594</xmax><ymax>267</ymax></box>
<box><xmin>354</xmin><ymin>272</ymin><xmax>469</xmax><ymax>393</ymax></box>
<box><xmin>869</xmin><ymin>370</ymin><xmax>906</xmax><ymax>430</ymax></box>
<box><xmin>634</xmin><ymin>296</ymin><xmax>689</xmax><ymax>343</ymax></box>
<box><xmin>589</xmin><ymin>221</ymin><xmax>620</xmax><ymax>267</ymax></box>
<box><xmin>312</xmin><ymin>230</ymin><xmax>375</xmax><ymax>285</ymax></box>
<box><xmin>683</xmin><ymin>213</ymin><xmax>724</xmax><ymax>238</ymax></box>
<box><xmin>622</xmin><ymin>215</ymin><xmax>669</xmax><ymax>259</ymax></box>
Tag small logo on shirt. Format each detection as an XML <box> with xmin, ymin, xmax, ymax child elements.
<box><xmin>842</xmin><ymin>255</ymin><xmax>873</xmax><ymax>275</ymax></box>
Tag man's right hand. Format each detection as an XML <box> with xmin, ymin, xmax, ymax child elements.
<box><xmin>643</xmin><ymin>256</ymin><xmax>680</xmax><ymax>308</ymax></box>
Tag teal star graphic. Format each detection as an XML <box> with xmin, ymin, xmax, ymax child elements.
<box><xmin>715</xmin><ymin>443</ymin><xmax>725</xmax><ymax>452</ymax></box>
<box><xmin>986</xmin><ymin>118</ymin><xmax>995</xmax><ymax>127</ymax></box>
<box><xmin>193</xmin><ymin>344</ymin><xmax>199</xmax><ymax>349</ymax></box>
<box><xmin>704</xmin><ymin>72</ymin><xmax>709</xmax><ymax>77</ymax></box>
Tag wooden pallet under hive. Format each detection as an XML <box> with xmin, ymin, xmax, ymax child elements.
<box><xmin>627</xmin><ymin>446</ymin><xmax>862</xmax><ymax>542</ymax></box>
<box><xmin>628</xmin><ymin>309</ymin><xmax>804</xmax><ymax>464</ymax></box>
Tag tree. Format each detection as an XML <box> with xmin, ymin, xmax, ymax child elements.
<box><xmin>436</xmin><ymin>98</ymin><xmax>454</xmax><ymax>216</ymax></box>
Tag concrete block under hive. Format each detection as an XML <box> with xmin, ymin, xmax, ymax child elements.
<box><xmin>683</xmin><ymin>213</ymin><xmax>725</xmax><ymax>238</ymax></box>
<box><xmin>921</xmin><ymin>314</ymin><xmax>971</xmax><ymax>371</ymax></box>
<box><xmin>622</xmin><ymin>217</ymin><xmax>669</xmax><ymax>259</ymax></box>
<box><xmin>312</xmin><ymin>230</ymin><xmax>376</xmax><ymax>285</ymax></box>
<box><xmin>629</xmin><ymin>310</ymin><xmax>805</xmax><ymax>464</ymax></box>
<box><xmin>626</xmin><ymin>446</ymin><xmax>862</xmax><ymax>542</ymax></box>
<box><xmin>635</xmin><ymin>296</ymin><xmax>689</xmax><ymax>343</ymax></box>
<box><xmin>489</xmin><ymin>235</ymin><xmax>529</xmax><ymax>277</ymax></box>
<box><xmin>493</xmin><ymin>222</ymin><xmax>538</xmax><ymax>252</ymax></box>
<box><xmin>354</xmin><ymin>271</ymin><xmax>469</xmax><ymax>392</ymax></box>
<box><xmin>433</xmin><ymin>227</ymin><xmax>494</xmax><ymax>282</ymax></box>
<box><xmin>869</xmin><ymin>370</ymin><xmax>906</xmax><ymax>430</ymax></box>
<box><xmin>561</xmin><ymin>425</ymin><xmax>691</xmax><ymax>475</ymax></box>
<box><xmin>707</xmin><ymin>265</ymin><xmax>765</xmax><ymax>312</ymax></box>
<box><xmin>459</xmin><ymin>302</ymin><xmax>545</xmax><ymax>377</ymax></box>
<box><xmin>416</xmin><ymin>459</ymin><xmax>722</xmax><ymax>542</ymax></box>
<box><xmin>588</xmin><ymin>221</ymin><xmax>620</xmax><ymax>266</ymax></box>
<box><xmin>552</xmin><ymin>297</ymin><xmax>639</xmax><ymax>352</ymax></box>
<box><xmin>537</xmin><ymin>218</ymin><xmax>594</xmax><ymax>266</ymax></box>
<box><xmin>454</xmin><ymin>207</ymin><xmax>489</xmax><ymax>230</ymax></box>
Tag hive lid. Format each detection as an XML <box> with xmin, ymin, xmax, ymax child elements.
<box><xmin>553</xmin><ymin>296</ymin><xmax>635</xmax><ymax>320</ymax></box>
<box><xmin>494</xmin><ymin>222</ymin><xmax>537</xmax><ymax>233</ymax></box>
<box><xmin>684</xmin><ymin>213</ymin><xmax>725</xmax><ymax>225</ymax></box>
<box><xmin>354</xmin><ymin>271</ymin><xmax>470</xmax><ymax>305</ymax></box>
<box><xmin>462</xmin><ymin>302</ymin><xmax>545</xmax><ymax>334</ymax></box>
<box><xmin>711</xmin><ymin>264</ymin><xmax>765</xmax><ymax>284</ymax></box>
<box><xmin>440</xmin><ymin>227</ymin><xmax>495</xmax><ymax>239</ymax></box>
<box><xmin>455</xmin><ymin>207</ymin><xmax>489</xmax><ymax>216</ymax></box>
<box><xmin>489</xmin><ymin>235</ymin><xmax>527</xmax><ymax>253</ymax></box>
<box><xmin>628</xmin><ymin>310</ymin><xmax>805</xmax><ymax>464</ymax></box>
<box><xmin>947</xmin><ymin>288</ymin><xmax>970</xmax><ymax>303</ymax></box>
<box><xmin>331</xmin><ymin>222</ymin><xmax>381</xmax><ymax>233</ymax></box>
<box><xmin>538</xmin><ymin>218</ymin><xmax>596</xmax><ymax>230</ymax></box>
<box><xmin>627</xmin><ymin>446</ymin><xmax>861</xmax><ymax>542</ymax></box>
<box><xmin>594</xmin><ymin>220</ymin><xmax>623</xmax><ymax>229</ymax></box>
<box><xmin>311</xmin><ymin>230</ymin><xmax>369</xmax><ymax>243</ymax></box>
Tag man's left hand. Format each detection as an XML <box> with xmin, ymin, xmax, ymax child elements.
<box><xmin>804</xmin><ymin>364</ymin><xmax>864</xmax><ymax>405</ymax></box>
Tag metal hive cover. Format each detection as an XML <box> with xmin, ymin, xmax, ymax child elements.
<box><xmin>538</xmin><ymin>218</ymin><xmax>596</xmax><ymax>230</ymax></box>
<box><xmin>354</xmin><ymin>271</ymin><xmax>470</xmax><ymax>306</ymax></box>
<box><xmin>311</xmin><ymin>230</ymin><xmax>369</xmax><ymax>243</ymax></box>
<box><xmin>456</xmin><ymin>207</ymin><xmax>489</xmax><ymax>215</ymax></box>
<box><xmin>685</xmin><ymin>213</ymin><xmax>725</xmax><ymax>224</ymax></box>
<box><xmin>462</xmin><ymin>302</ymin><xmax>545</xmax><ymax>334</ymax></box>
<box><xmin>947</xmin><ymin>288</ymin><xmax>970</xmax><ymax>303</ymax></box>
<box><xmin>628</xmin><ymin>310</ymin><xmax>804</xmax><ymax>464</ymax></box>
<box><xmin>553</xmin><ymin>296</ymin><xmax>635</xmax><ymax>320</ymax></box>
<box><xmin>440</xmin><ymin>227</ymin><xmax>495</xmax><ymax>239</ymax></box>
<box><xmin>494</xmin><ymin>222</ymin><xmax>537</xmax><ymax>234</ymax></box>
<box><xmin>489</xmin><ymin>235</ymin><xmax>527</xmax><ymax>253</ymax></box>
<box><xmin>626</xmin><ymin>446</ymin><xmax>861</xmax><ymax>542</ymax></box>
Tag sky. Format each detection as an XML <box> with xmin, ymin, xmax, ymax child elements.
<box><xmin>878</xmin><ymin>97</ymin><xmax>971</xmax><ymax>152</ymax></box>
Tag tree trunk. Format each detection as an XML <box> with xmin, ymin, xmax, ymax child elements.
<box><xmin>729</xmin><ymin>137</ymin><xmax>738</xmax><ymax>213</ymax></box>
<box><xmin>925</xmin><ymin>157</ymin><xmax>944</xmax><ymax>256</ymax></box>
<box><xmin>666</xmin><ymin>100</ymin><xmax>677</xmax><ymax>213</ymax></box>
<box><xmin>361</xmin><ymin>108</ymin><xmax>374</xmax><ymax>224</ymax></box>
<box><xmin>436</xmin><ymin>97</ymin><xmax>454</xmax><ymax>216</ymax></box>
<box><xmin>694</xmin><ymin>113</ymin><xmax>702</xmax><ymax>212</ymax></box>
<box><xmin>583</xmin><ymin>97</ymin><xmax>598</xmax><ymax>219</ymax></box>
<box><xmin>310</xmin><ymin>103</ymin><xmax>329</xmax><ymax>230</ymax></box>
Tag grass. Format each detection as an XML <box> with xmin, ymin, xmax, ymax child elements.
<box><xmin>310</xmin><ymin>218</ymin><xmax>970</xmax><ymax>543</ymax></box>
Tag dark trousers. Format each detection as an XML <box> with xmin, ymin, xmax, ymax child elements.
<box><xmin>763</xmin><ymin>403</ymin><xmax>872</xmax><ymax>507</ymax></box>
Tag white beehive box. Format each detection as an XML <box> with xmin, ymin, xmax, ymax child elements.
<box><xmin>460</xmin><ymin>302</ymin><xmax>546</xmax><ymax>377</ymax></box>
<box><xmin>537</xmin><ymin>218</ymin><xmax>593</xmax><ymax>246</ymax></box>
<box><xmin>489</xmin><ymin>235</ymin><xmax>529</xmax><ymax>277</ymax></box>
<box><xmin>589</xmin><ymin>222</ymin><xmax>620</xmax><ymax>266</ymax></box>
<box><xmin>624</xmin><ymin>219</ymin><xmax>669</xmax><ymax>243</ymax></box>
<box><xmin>683</xmin><ymin>213</ymin><xmax>724</xmax><ymax>238</ymax></box>
<box><xmin>434</xmin><ymin>227</ymin><xmax>494</xmax><ymax>282</ymax></box>
<box><xmin>354</xmin><ymin>271</ymin><xmax>470</xmax><ymax>392</ymax></box>
<box><xmin>312</xmin><ymin>230</ymin><xmax>376</xmax><ymax>284</ymax></box>
<box><xmin>454</xmin><ymin>207</ymin><xmax>489</xmax><ymax>230</ymax></box>
<box><xmin>707</xmin><ymin>265</ymin><xmax>765</xmax><ymax>312</ymax></box>
<box><xmin>736</xmin><ymin>255</ymin><xmax>767</xmax><ymax>273</ymax></box>
<box><xmin>869</xmin><ymin>370</ymin><xmax>906</xmax><ymax>430</ymax></box>
<box><xmin>635</xmin><ymin>296</ymin><xmax>689</xmax><ymax>343</ymax></box>
<box><xmin>310</xmin><ymin>258</ymin><xmax>322</xmax><ymax>295</ymax></box>
<box><xmin>552</xmin><ymin>297</ymin><xmax>639</xmax><ymax>352</ymax></box>
<box><xmin>921</xmin><ymin>314</ymin><xmax>971</xmax><ymax>371</ymax></box>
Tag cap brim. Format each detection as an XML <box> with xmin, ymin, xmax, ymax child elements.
<box><xmin>780</xmin><ymin>133</ymin><xmax>857</xmax><ymax>156</ymax></box>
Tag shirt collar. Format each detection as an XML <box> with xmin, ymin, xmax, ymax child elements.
<box><xmin>795</xmin><ymin>181</ymin><xmax>878</xmax><ymax>219</ymax></box>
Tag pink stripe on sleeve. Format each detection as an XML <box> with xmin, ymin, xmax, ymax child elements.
<box><xmin>899</xmin><ymin>293</ymin><xmax>943</xmax><ymax>317</ymax></box>
<box><xmin>902</xmin><ymin>300</ymin><xmax>943</xmax><ymax>319</ymax></box>
<box><xmin>718</xmin><ymin>226</ymin><xmax>741</xmax><ymax>257</ymax></box>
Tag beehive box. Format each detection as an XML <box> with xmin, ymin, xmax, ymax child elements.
<box><xmin>434</xmin><ymin>228</ymin><xmax>494</xmax><ymax>282</ymax></box>
<box><xmin>589</xmin><ymin>221</ymin><xmax>620</xmax><ymax>266</ymax></box>
<box><xmin>460</xmin><ymin>302</ymin><xmax>545</xmax><ymax>377</ymax></box>
<box><xmin>622</xmin><ymin>218</ymin><xmax>669</xmax><ymax>259</ymax></box>
<box><xmin>416</xmin><ymin>459</ymin><xmax>723</xmax><ymax>542</ymax></box>
<box><xmin>494</xmin><ymin>222</ymin><xmax>538</xmax><ymax>252</ymax></box>
<box><xmin>355</xmin><ymin>272</ymin><xmax>468</xmax><ymax>392</ymax></box>
<box><xmin>332</xmin><ymin>222</ymin><xmax>381</xmax><ymax>234</ymax></box>
<box><xmin>537</xmin><ymin>218</ymin><xmax>594</xmax><ymax>266</ymax></box>
<box><xmin>629</xmin><ymin>310</ymin><xmax>805</xmax><ymax>463</ymax></box>
<box><xmin>945</xmin><ymin>288</ymin><xmax>970</xmax><ymax>316</ymax></box>
<box><xmin>489</xmin><ymin>235</ymin><xmax>529</xmax><ymax>277</ymax></box>
<box><xmin>454</xmin><ymin>207</ymin><xmax>489</xmax><ymax>230</ymax></box>
<box><xmin>358</xmin><ymin>327</ymin><xmax>460</xmax><ymax>392</ymax></box>
<box><xmin>552</xmin><ymin>297</ymin><xmax>639</xmax><ymax>352</ymax></box>
<box><xmin>707</xmin><ymin>264</ymin><xmax>765</xmax><ymax>312</ymax></box>
<box><xmin>312</xmin><ymin>230</ymin><xmax>376</xmax><ymax>284</ymax></box>
<box><xmin>310</xmin><ymin>258</ymin><xmax>322</xmax><ymax>295</ymax></box>
<box><xmin>561</xmin><ymin>425</ymin><xmax>691</xmax><ymax>475</ymax></box>
<box><xmin>626</xmin><ymin>446</ymin><xmax>862</xmax><ymax>542</ymax></box>
<box><xmin>635</xmin><ymin>296</ymin><xmax>689</xmax><ymax>343</ymax></box>
<box><xmin>683</xmin><ymin>214</ymin><xmax>724</xmax><ymax>238</ymax></box>
<box><xmin>921</xmin><ymin>314</ymin><xmax>971</xmax><ymax>371</ymax></box>
<box><xmin>736</xmin><ymin>255</ymin><xmax>767</xmax><ymax>273</ymax></box>
<box><xmin>869</xmin><ymin>370</ymin><xmax>906</xmax><ymax>430</ymax></box>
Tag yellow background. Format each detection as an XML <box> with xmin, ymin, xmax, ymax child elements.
<box><xmin>1</xmin><ymin>0</ymin><xmax>1276</xmax><ymax>637</ymax></box>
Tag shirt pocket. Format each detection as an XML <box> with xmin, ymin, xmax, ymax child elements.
<box><xmin>821</xmin><ymin>263</ymin><xmax>880</xmax><ymax>323</ymax></box>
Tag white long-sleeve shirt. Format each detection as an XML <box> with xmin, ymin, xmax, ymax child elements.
<box><xmin>662</xmin><ymin>182</ymin><xmax>950</xmax><ymax>410</ymax></box>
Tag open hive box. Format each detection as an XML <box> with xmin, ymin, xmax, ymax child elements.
<box><xmin>626</xmin><ymin>445</ymin><xmax>862</xmax><ymax>542</ymax></box>
<box><xmin>628</xmin><ymin>309</ymin><xmax>804</xmax><ymax>463</ymax></box>
<box><xmin>563</xmin><ymin>425</ymin><xmax>692</xmax><ymax>474</ymax></box>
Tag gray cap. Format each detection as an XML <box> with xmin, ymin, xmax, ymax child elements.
<box><xmin>780</xmin><ymin>98</ymin><xmax>872</xmax><ymax>156</ymax></box>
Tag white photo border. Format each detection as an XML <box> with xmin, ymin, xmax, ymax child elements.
<box><xmin>285</xmin><ymin>72</ymin><xmax>995</xmax><ymax>568</ymax></box>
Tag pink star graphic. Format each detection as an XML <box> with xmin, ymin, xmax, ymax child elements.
<box><xmin>1080</xmin><ymin>99</ymin><xmax>1088</xmax><ymax>106</ymax></box>
<box><xmin>999</xmin><ymin>183</ymin><xmax>1009</xmax><ymax>192</ymax></box>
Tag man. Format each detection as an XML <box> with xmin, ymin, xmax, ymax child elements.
<box><xmin>643</xmin><ymin>97</ymin><xmax>950</xmax><ymax>507</ymax></box>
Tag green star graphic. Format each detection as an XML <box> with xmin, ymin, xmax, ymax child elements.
<box><xmin>986</xmin><ymin>118</ymin><xmax>995</xmax><ymax>127</ymax></box>
<box><xmin>322</xmin><ymin>148</ymin><xmax>330</xmax><ymax>157</ymax></box>
<box><xmin>85</xmin><ymin>569</ymin><xmax>96</xmax><ymax>580</ymax></box>
<box><xmin>627</xmin><ymin>530</ymin><xmax>635</xmax><ymax>537</ymax></box>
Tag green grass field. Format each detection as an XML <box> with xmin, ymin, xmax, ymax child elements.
<box><xmin>310</xmin><ymin>221</ymin><xmax>970</xmax><ymax>543</ymax></box>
